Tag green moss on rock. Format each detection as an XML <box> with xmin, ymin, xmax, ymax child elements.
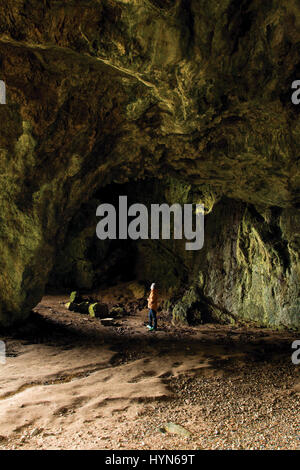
<box><xmin>88</xmin><ymin>302</ymin><xmax>109</xmax><ymax>318</ymax></box>
<box><xmin>110</xmin><ymin>306</ymin><xmax>125</xmax><ymax>318</ymax></box>
<box><xmin>172</xmin><ymin>286</ymin><xmax>202</xmax><ymax>325</ymax></box>
<box><xmin>70</xmin><ymin>291</ymin><xmax>81</xmax><ymax>303</ymax></box>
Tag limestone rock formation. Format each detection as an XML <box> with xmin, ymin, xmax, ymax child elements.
<box><xmin>0</xmin><ymin>1</ymin><xmax>299</xmax><ymax>328</ymax></box>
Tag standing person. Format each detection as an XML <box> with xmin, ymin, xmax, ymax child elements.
<box><xmin>147</xmin><ymin>283</ymin><xmax>158</xmax><ymax>331</ymax></box>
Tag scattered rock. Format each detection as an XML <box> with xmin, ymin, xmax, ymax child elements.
<box><xmin>101</xmin><ymin>318</ymin><xmax>115</xmax><ymax>326</ymax></box>
<box><xmin>158</xmin><ymin>427</ymin><xmax>166</xmax><ymax>434</ymax></box>
<box><xmin>65</xmin><ymin>301</ymin><xmax>76</xmax><ymax>311</ymax></box>
<box><xmin>110</xmin><ymin>306</ymin><xmax>126</xmax><ymax>318</ymax></box>
<box><xmin>69</xmin><ymin>291</ymin><xmax>82</xmax><ymax>303</ymax></box>
<box><xmin>162</xmin><ymin>422</ymin><xmax>191</xmax><ymax>438</ymax></box>
<box><xmin>89</xmin><ymin>302</ymin><xmax>109</xmax><ymax>318</ymax></box>
<box><xmin>77</xmin><ymin>301</ymin><xmax>90</xmax><ymax>314</ymax></box>
<box><xmin>30</xmin><ymin>427</ymin><xmax>43</xmax><ymax>437</ymax></box>
<box><xmin>127</xmin><ymin>282</ymin><xmax>145</xmax><ymax>299</ymax></box>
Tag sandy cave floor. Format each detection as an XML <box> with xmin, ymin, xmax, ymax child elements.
<box><xmin>0</xmin><ymin>287</ymin><xmax>299</xmax><ymax>450</ymax></box>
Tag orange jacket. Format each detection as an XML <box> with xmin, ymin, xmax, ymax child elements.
<box><xmin>147</xmin><ymin>289</ymin><xmax>158</xmax><ymax>310</ymax></box>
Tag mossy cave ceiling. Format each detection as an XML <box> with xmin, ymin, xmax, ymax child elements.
<box><xmin>0</xmin><ymin>0</ymin><xmax>299</xmax><ymax>328</ymax></box>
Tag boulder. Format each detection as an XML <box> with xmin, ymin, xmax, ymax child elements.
<box><xmin>127</xmin><ymin>282</ymin><xmax>145</xmax><ymax>299</ymax></box>
<box><xmin>77</xmin><ymin>301</ymin><xmax>90</xmax><ymax>314</ymax></box>
<box><xmin>88</xmin><ymin>302</ymin><xmax>109</xmax><ymax>318</ymax></box>
<box><xmin>162</xmin><ymin>422</ymin><xmax>191</xmax><ymax>438</ymax></box>
<box><xmin>109</xmin><ymin>306</ymin><xmax>126</xmax><ymax>318</ymax></box>
<box><xmin>172</xmin><ymin>286</ymin><xmax>202</xmax><ymax>325</ymax></box>
<box><xmin>101</xmin><ymin>318</ymin><xmax>115</xmax><ymax>326</ymax></box>
<box><xmin>65</xmin><ymin>302</ymin><xmax>76</xmax><ymax>311</ymax></box>
<box><xmin>69</xmin><ymin>291</ymin><xmax>82</xmax><ymax>303</ymax></box>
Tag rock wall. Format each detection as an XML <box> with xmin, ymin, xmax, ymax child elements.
<box><xmin>198</xmin><ymin>200</ymin><xmax>300</xmax><ymax>329</ymax></box>
<box><xmin>49</xmin><ymin>178</ymin><xmax>300</xmax><ymax>329</ymax></box>
<box><xmin>0</xmin><ymin>1</ymin><xmax>299</xmax><ymax>326</ymax></box>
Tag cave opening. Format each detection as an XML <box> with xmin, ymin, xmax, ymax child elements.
<box><xmin>42</xmin><ymin>172</ymin><xmax>300</xmax><ymax>331</ymax></box>
<box><xmin>47</xmin><ymin>177</ymin><xmax>189</xmax><ymax>291</ymax></box>
<box><xmin>45</xmin><ymin>176</ymin><xmax>196</xmax><ymax>326</ymax></box>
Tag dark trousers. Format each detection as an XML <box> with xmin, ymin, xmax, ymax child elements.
<box><xmin>149</xmin><ymin>309</ymin><xmax>157</xmax><ymax>330</ymax></box>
